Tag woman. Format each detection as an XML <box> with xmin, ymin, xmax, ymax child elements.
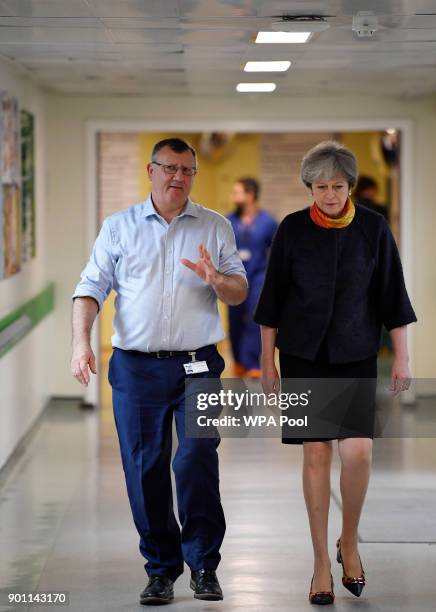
<box><xmin>254</xmin><ymin>141</ymin><xmax>416</xmax><ymax>605</ymax></box>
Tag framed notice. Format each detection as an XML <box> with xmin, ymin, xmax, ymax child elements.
<box><xmin>1</xmin><ymin>93</ymin><xmax>20</xmax><ymax>184</ymax></box>
<box><xmin>0</xmin><ymin>92</ymin><xmax>21</xmax><ymax>279</ymax></box>
<box><xmin>21</xmin><ymin>110</ymin><xmax>35</xmax><ymax>261</ymax></box>
<box><xmin>2</xmin><ymin>184</ymin><xmax>21</xmax><ymax>276</ymax></box>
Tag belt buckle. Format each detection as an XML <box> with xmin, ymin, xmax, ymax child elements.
<box><xmin>156</xmin><ymin>351</ymin><xmax>171</xmax><ymax>359</ymax></box>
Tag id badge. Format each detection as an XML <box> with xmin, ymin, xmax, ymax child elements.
<box><xmin>238</xmin><ymin>248</ymin><xmax>252</xmax><ymax>261</ymax></box>
<box><xmin>183</xmin><ymin>360</ymin><xmax>209</xmax><ymax>375</ymax></box>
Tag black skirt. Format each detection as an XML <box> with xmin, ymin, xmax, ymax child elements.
<box><xmin>279</xmin><ymin>351</ymin><xmax>378</xmax><ymax>444</ymax></box>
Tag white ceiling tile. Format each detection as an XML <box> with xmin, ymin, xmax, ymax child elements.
<box><xmin>0</xmin><ymin>0</ymin><xmax>16</xmax><ymax>16</ymax></box>
<box><xmin>86</xmin><ymin>1</ymin><xmax>180</xmax><ymax>19</ymax></box>
<box><xmin>400</xmin><ymin>15</ymin><xmax>436</xmax><ymax>27</ymax></box>
<box><xmin>376</xmin><ymin>0</ymin><xmax>436</xmax><ymax>14</ymax></box>
<box><xmin>180</xmin><ymin>0</ymin><xmax>256</xmax><ymax>18</ymax></box>
<box><xmin>381</xmin><ymin>28</ymin><xmax>436</xmax><ymax>42</ymax></box>
<box><xmin>109</xmin><ymin>28</ymin><xmax>179</xmax><ymax>44</ymax></box>
<box><xmin>1</xmin><ymin>0</ymin><xmax>93</xmax><ymax>18</ymax></box>
<box><xmin>0</xmin><ymin>41</ymin><xmax>184</xmax><ymax>60</ymax></box>
<box><xmin>256</xmin><ymin>1</ymin><xmax>335</xmax><ymax>18</ymax></box>
<box><xmin>0</xmin><ymin>27</ymin><xmax>42</xmax><ymax>43</ymax></box>
<box><xmin>323</xmin><ymin>0</ymin><xmax>436</xmax><ymax>16</ymax></box>
<box><xmin>181</xmin><ymin>29</ymin><xmax>248</xmax><ymax>45</ymax></box>
<box><xmin>0</xmin><ymin>17</ymin><xmax>103</xmax><ymax>27</ymax></box>
<box><xmin>255</xmin><ymin>0</ymin><xmax>436</xmax><ymax>17</ymax></box>
<box><xmin>100</xmin><ymin>18</ymin><xmax>180</xmax><ymax>29</ymax></box>
<box><xmin>0</xmin><ymin>26</ymin><xmax>112</xmax><ymax>44</ymax></box>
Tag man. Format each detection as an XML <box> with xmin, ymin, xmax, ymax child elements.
<box><xmin>353</xmin><ymin>175</ymin><xmax>388</xmax><ymax>219</ymax></box>
<box><xmin>71</xmin><ymin>138</ymin><xmax>247</xmax><ymax>605</ymax></box>
<box><xmin>227</xmin><ymin>178</ymin><xmax>278</xmax><ymax>378</ymax></box>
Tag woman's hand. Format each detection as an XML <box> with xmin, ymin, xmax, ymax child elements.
<box><xmin>261</xmin><ymin>358</ymin><xmax>280</xmax><ymax>395</ymax></box>
<box><xmin>390</xmin><ymin>356</ymin><xmax>411</xmax><ymax>396</ymax></box>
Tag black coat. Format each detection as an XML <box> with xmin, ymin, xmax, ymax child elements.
<box><xmin>254</xmin><ymin>205</ymin><xmax>417</xmax><ymax>364</ymax></box>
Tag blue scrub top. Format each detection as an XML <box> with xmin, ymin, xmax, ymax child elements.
<box><xmin>227</xmin><ymin>209</ymin><xmax>278</xmax><ymax>283</ymax></box>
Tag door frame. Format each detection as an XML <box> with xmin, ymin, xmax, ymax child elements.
<box><xmin>85</xmin><ymin>118</ymin><xmax>415</xmax><ymax>406</ymax></box>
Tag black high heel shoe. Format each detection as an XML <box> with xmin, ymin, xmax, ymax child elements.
<box><xmin>309</xmin><ymin>574</ymin><xmax>335</xmax><ymax>605</ymax></box>
<box><xmin>336</xmin><ymin>538</ymin><xmax>365</xmax><ymax>597</ymax></box>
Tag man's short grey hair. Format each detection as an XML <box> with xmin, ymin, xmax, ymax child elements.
<box><xmin>301</xmin><ymin>141</ymin><xmax>358</xmax><ymax>188</ymax></box>
<box><xmin>151</xmin><ymin>137</ymin><xmax>197</xmax><ymax>164</ymax></box>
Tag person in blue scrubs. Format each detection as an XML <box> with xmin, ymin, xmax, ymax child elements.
<box><xmin>227</xmin><ymin>178</ymin><xmax>278</xmax><ymax>377</ymax></box>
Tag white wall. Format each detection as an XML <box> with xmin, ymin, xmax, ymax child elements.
<box><xmin>0</xmin><ymin>59</ymin><xmax>51</xmax><ymax>468</ymax></box>
<box><xmin>45</xmin><ymin>93</ymin><xmax>436</xmax><ymax>396</ymax></box>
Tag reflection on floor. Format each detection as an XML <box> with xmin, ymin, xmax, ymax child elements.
<box><xmin>0</xmin><ymin>352</ymin><xmax>435</xmax><ymax>611</ymax></box>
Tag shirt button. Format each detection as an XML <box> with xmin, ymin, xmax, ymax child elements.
<box><xmin>166</xmin><ymin>269</ymin><xmax>171</xmax><ymax>274</ymax></box>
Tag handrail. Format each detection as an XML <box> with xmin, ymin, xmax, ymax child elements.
<box><xmin>0</xmin><ymin>284</ymin><xmax>55</xmax><ymax>359</ymax></box>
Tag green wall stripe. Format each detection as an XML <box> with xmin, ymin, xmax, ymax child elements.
<box><xmin>0</xmin><ymin>283</ymin><xmax>55</xmax><ymax>359</ymax></box>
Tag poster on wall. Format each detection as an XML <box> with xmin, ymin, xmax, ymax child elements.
<box><xmin>0</xmin><ymin>91</ymin><xmax>21</xmax><ymax>279</ymax></box>
<box><xmin>1</xmin><ymin>93</ymin><xmax>20</xmax><ymax>183</ymax></box>
<box><xmin>21</xmin><ymin>110</ymin><xmax>35</xmax><ymax>261</ymax></box>
<box><xmin>0</xmin><ymin>185</ymin><xmax>3</xmax><ymax>279</ymax></box>
<box><xmin>3</xmin><ymin>184</ymin><xmax>21</xmax><ymax>276</ymax></box>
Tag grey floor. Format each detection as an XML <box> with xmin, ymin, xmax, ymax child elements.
<box><xmin>0</xmin><ymin>399</ymin><xmax>436</xmax><ymax>612</ymax></box>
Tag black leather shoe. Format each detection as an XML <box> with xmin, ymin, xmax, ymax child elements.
<box><xmin>140</xmin><ymin>576</ymin><xmax>174</xmax><ymax>605</ymax></box>
<box><xmin>190</xmin><ymin>569</ymin><xmax>223</xmax><ymax>601</ymax></box>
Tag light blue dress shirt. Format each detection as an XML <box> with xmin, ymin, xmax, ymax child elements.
<box><xmin>73</xmin><ymin>195</ymin><xmax>247</xmax><ymax>352</ymax></box>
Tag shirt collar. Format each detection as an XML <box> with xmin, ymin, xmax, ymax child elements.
<box><xmin>142</xmin><ymin>194</ymin><xmax>199</xmax><ymax>219</ymax></box>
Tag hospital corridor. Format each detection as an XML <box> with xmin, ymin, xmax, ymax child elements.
<box><xmin>1</xmin><ymin>2</ymin><xmax>436</xmax><ymax>611</ymax></box>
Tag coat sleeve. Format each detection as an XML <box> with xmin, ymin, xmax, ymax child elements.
<box><xmin>376</xmin><ymin>219</ymin><xmax>417</xmax><ymax>330</ymax></box>
<box><xmin>254</xmin><ymin>219</ymin><xmax>289</xmax><ymax>328</ymax></box>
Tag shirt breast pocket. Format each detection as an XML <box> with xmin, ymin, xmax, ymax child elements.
<box><xmin>115</xmin><ymin>251</ymin><xmax>155</xmax><ymax>282</ymax></box>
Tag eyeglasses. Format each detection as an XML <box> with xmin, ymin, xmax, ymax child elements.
<box><xmin>152</xmin><ymin>161</ymin><xmax>197</xmax><ymax>176</ymax></box>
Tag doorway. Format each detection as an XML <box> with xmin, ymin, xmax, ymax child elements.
<box><xmin>93</xmin><ymin>127</ymin><xmax>406</xmax><ymax>410</ymax></box>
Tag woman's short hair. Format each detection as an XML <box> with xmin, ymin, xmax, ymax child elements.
<box><xmin>301</xmin><ymin>141</ymin><xmax>358</xmax><ymax>188</ymax></box>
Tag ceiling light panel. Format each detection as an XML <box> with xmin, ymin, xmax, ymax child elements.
<box><xmin>255</xmin><ymin>31</ymin><xmax>312</xmax><ymax>43</ymax></box>
<box><xmin>244</xmin><ymin>60</ymin><xmax>291</xmax><ymax>71</ymax></box>
<box><xmin>236</xmin><ymin>82</ymin><xmax>276</xmax><ymax>92</ymax></box>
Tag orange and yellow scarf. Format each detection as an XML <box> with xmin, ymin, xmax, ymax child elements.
<box><xmin>310</xmin><ymin>198</ymin><xmax>355</xmax><ymax>229</ymax></box>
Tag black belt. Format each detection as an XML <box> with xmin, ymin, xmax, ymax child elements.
<box><xmin>146</xmin><ymin>345</ymin><xmax>214</xmax><ymax>359</ymax></box>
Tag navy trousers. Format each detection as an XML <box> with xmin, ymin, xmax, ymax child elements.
<box><xmin>108</xmin><ymin>344</ymin><xmax>226</xmax><ymax>581</ymax></box>
<box><xmin>228</xmin><ymin>274</ymin><xmax>263</xmax><ymax>371</ymax></box>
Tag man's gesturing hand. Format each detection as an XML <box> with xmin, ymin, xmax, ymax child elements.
<box><xmin>71</xmin><ymin>343</ymin><xmax>97</xmax><ymax>386</ymax></box>
<box><xmin>181</xmin><ymin>244</ymin><xmax>219</xmax><ymax>285</ymax></box>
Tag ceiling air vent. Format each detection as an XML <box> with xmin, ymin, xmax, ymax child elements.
<box><xmin>271</xmin><ymin>15</ymin><xmax>330</xmax><ymax>32</ymax></box>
